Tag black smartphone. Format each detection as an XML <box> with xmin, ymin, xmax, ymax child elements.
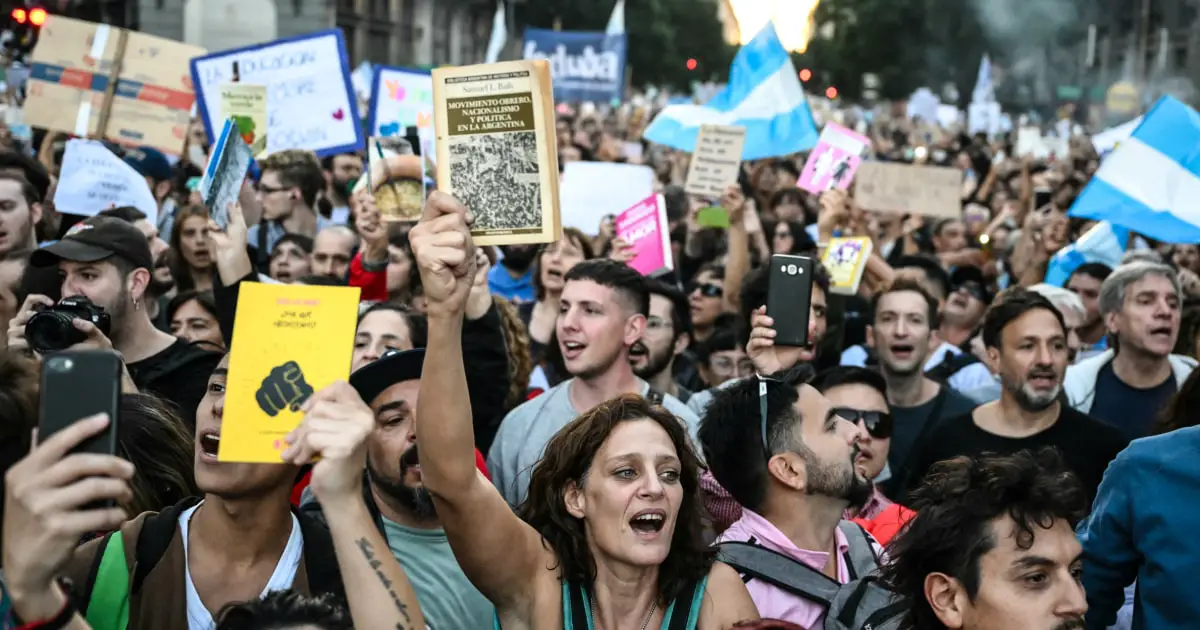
<box><xmin>767</xmin><ymin>254</ymin><xmax>815</xmax><ymax>347</ymax></box>
<box><xmin>39</xmin><ymin>350</ymin><xmax>121</xmax><ymax>457</ymax></box>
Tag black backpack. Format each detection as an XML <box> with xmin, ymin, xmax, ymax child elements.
<box><xmin>716</xmin><ymin>521</ymin><xmax>907</xmax><ymax>630</ymax></box>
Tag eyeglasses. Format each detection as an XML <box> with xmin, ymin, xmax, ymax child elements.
<box><xmin>831</xmin><ymin>407</ymin><xmax>893</xmax><ymax>439</ymax></box>
<box><xmin>691</xmin><ymin>283</ymin><xmax>723</xmax><ymax>298</ymax></box>
<box><xmin>710</xmin><ymin>356</ymin><xmax>755</xmax><ymax>375</ymax></box>
<box><xmin>955</xmin><ymin>281</ymin><xmax>987</xmax><ymax>303</ymax></box>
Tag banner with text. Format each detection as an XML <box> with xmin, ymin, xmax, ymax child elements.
<box><xmin>522</xmin><ymin>29</ymin><xmax>626</xmax><ymax>103</ymax></box>
<box><xmin>190</xmin><ymin>30</ymin><xmax>363</xmax><ymax>157</ymax></box>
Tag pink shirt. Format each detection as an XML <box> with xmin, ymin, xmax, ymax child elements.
<box><xmin>715</xmin><ymin>509</ymin><xmax>850</xmax><ymax>628</ymax></box>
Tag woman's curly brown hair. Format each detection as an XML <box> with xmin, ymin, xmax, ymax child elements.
<box><xmin>492</xmin><ymin>295</ymin><xmax>533</xmax><ymax>410</ymax></box>
<box><xmin>516</xmin><ymin>394</ymin><xmax>715</xmax><ymax>603</ymax></box>
<box><xmin>881</xmin><ymin>448</ymin><xmax>1087</xmax><ymax>630</ymax></box>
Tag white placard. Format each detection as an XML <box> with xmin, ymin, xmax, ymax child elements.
<box><xmin>559</xmin><ymin>162</ymin><xmax>656</xmax><ymax>233</ymax></box>
<box><xmin>190</xmin><ymin>30</ymin><xmax>363</xmax><ymax>157</ymax></box>
<box><xmin>54</xmin><ymin>140</ymin><xmax>159</xmax><ymax>224</ymax></box>
<box><xmin>368</xmin><ymin>66</ymin><xmax>433</xmax><ymax>138</ymax></box>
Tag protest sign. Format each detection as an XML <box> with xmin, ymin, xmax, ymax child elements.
<box><xmin>220</xmin><ymin>282</ymin><xmax>360</xmax><ymax>463</ymax></box>
<box><xmin>54</xmin><ymin>139</ymin><xmax>159</xmax><ymax>223</ymax></box>
<box><xmin>200</xmin><ymin>118</ymin><xmax>254</xmax><ymax>229</ymax></box>
<box><xmin>26</xmin><ymin>16</ymin><xmax>205</xmax><ymax>155</ymax></box>
<box><xmin>368</xmin><ymin>66</ymin><xmax>433</xmax><ymax>139</ymax></box>
<box><xmin>559</xmin><ymin>161</ymin><xmax>654</xmax><ymax>232</ymax></box>
<box><xmin>522</xmin><ymin>29</ymin><xmax>627</xmax><ymax>103</ymax></box>
<box><xmin>684</xmin><ymin>124</ymin><xmax>745</xmax><ymax>197</ymax></box>
<box><xmin>854</xmin><ymin>161</ymin><xmax>963</xmax><ymax>219</ymax></box>
<box><xmin>797</xmin><ymin>122</ymin><xmax>870</xmax><ymax>194</ymax></box>
<box><xmin>191</xmin><ymin>30</ymin><xmax>363</xmax><ymax>157</ymax></box>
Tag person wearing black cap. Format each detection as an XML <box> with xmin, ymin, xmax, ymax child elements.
<box><xmin>922</xmin><ymin>265</ymin><xmax>996</xmax><ymax>397</ymax></box>
<box><xmin>6</xmin><ymin>216</ymin><xmax>221</xmax><ymax>429</ymax></box>
<box><xmin>300</xmin><ymin>348</ymin><xmax>495</xmax><ymax>629</ymax></box>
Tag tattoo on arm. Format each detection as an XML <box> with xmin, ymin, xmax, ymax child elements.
<box><xmin>356</xmin><ymin>537</ymin><xmax>413</xmax><ymax>630</ymax></box>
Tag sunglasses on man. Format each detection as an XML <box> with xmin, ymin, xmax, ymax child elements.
<box><xmin>831</xmin><ymin>407</ymin><xmax>893</xmax><ymax>439</ymax></box>
<box><xmin>691</xmin><ymin>283</ymin><xmax>723</xmax><ymax>298</ymax></box>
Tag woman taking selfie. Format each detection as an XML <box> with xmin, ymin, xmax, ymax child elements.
<box><xmin>410</xmin><ymin>192</ymin><xmax>758</xmax><ymax>629</ymax></box>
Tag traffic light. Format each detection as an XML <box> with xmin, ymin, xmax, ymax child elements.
<box><xmin>7</xmin><ymin>4</ymin><xmax>47</xmax><ymax>58</ymax></box>
<box><xmin>799</xmin><ymin>68</ymin><xmax>812</xmax><ymax>82</ymax></box>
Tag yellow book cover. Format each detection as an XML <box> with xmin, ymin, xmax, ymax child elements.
<box><xmin>432</xmin><ymin>59</ymin><xmax>560</xmax><ymax>246</ymax></box>
<box><xmin>219</xmin><ymin>282</ymin><xmax>361</xmax><ymax>463</ymax></box>
<box><xmin>219</xmin><ymin>83</ymin><xmax>268</xmax><ymax>157</ymax></box>
<box><xmin>821</xmin><ymin>236</ymin><xmax>873</xmax><ymax>296</ymax></box>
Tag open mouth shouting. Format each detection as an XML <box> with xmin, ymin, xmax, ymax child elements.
<box><xmin>1026</xmin><ymin>369</ymin><xmax>1058</xmax><ymax>390</ymax></box>
<box><xmin>198</xmin><ymin>429</ymin><xmax>221</xmax><ymax>463</ymax></box>
<box><xmin>889</xmin><ymin>344</ymin><xmax>915</xmax><ymax>362</ymax></box>
<box><xmin>1148</xmin><ymin>325</ymin><xmax>1174</xmax><ymax>344</ymax></box>
<box><xmin>629</xmin><ymin>508</ymin><xmax>667</xmax><ymax>539</ymax></box>
<box><xmin>561</xmin><ymin>339</ymin><xmax>586</xmax><ymax>361</ymax></box>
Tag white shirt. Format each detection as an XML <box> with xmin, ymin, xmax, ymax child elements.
<box><xmin>178</xmin><ymin>502</ymin><xmax>304</xmax><ymax>630</ymax></box>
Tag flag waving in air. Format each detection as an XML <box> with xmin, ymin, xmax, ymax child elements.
<box><xmin>642</xmin><ymin>23</ymin><xmax>819</xmax><ymax>160</ymax></box>
<box><xmin>1069</xmin><ymin>95</ymin><xmax>1200</xmax><ymax>243</ymax></box>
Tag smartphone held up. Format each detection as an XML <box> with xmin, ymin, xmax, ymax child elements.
<box><xmin>767</xmin><ymin>254</ymin><xmax>816</xmax><ymax>348</ymax></box>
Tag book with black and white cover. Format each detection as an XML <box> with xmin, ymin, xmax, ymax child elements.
<box><xmin>432</xmin><ymin>59</ymin><xmax>561</xmax><ymax>246</ymax></box>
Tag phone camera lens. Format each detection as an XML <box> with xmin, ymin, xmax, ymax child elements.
<box><xmin>47</xmin><ymin>357</ymin><xmax>74</xmax><ymax>373</ymax></box>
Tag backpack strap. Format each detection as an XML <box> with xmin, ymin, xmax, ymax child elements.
<box><xmin>716</xmin><ymin>541</ymin><xmax>840</xmax><ymax>606</ymax></box>
<box><xmin>837</xmin><ymin>521</ymin><xmax>881</xmax><ymax>579</ymax></box>
<box><xmin>84</xmin><ymin>533</ymin><xmax>131</xmax><ymax>630</ymax></box>
<box><xmin>132</xmin><ymin>498</ymin><xmax>197</xmax><ymax>594</ymax></box>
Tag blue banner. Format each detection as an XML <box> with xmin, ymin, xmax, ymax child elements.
<box><xmin>522</xmin><ymin>29</ymin><xmax>627</xmax><ymax>103</ymax></box>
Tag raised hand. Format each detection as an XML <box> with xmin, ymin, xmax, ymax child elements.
<box><xmin>3</xmin><ymin>414</ymin><xmax>133</xmax><ymax>621</ymax></box>
<box><xmin>409</xmin><ymin>192</ymin><xmax>477</xmax><ymax>319</ymax></box>
<box><xmin>207</xmin><ymin>201</ymin><xmax>249</xmax><ymax>256</ymax></box>
<box><xmin>281</xmin><ymin>381</ymin><xmax>374</xmax><ymax>503</ymax></box>
<box><xmin>746</xmin><ymin>306</ymin><xmax>808</xmax><ymax>375</ymax></box>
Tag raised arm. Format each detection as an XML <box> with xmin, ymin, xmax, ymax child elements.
<box><xmin>408</xmin><ymin>193</ymin><xmax>550</xmax><ymax>608</ymax></box>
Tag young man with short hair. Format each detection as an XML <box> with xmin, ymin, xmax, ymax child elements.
<box><xmin>249</xmin><ymin>150</ymin><xmax>336</xmax><ymax>260</ymax></box>
<box><xmin>488</xmin><ymin>258</ymin><xmax>699</xmax><ymax>506</ymax></box>
<box><xmin>882</xmin><ymin>448</ymin><xmax>1088</xmax><ymax>630</ymax></box>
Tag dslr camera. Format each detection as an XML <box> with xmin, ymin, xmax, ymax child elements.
<box><xmin>25</xmin><ymin>296</ymin><xmax>112</xmax><ymax>353</ymax></box>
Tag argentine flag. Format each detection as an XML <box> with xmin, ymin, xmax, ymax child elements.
<box><xmin>1069</xmin><ymin>95</ymin><xmax>1200</xmax><ymax>243</ymax></box>
<box><xmin>1044</xmin><ymin>220</ymin><xmax>1130</xmax><ymax>287</ymax></box>
<box><xmin>643</xmin><ymin>24</ymin><xmax>819</xmax><ymax>160</ymax></box>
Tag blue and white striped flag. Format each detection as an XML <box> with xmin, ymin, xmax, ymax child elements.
<box><xmin>642</xmin><ymin>24</ymin><xmax>818</xmax><ymax>160</ymax></box>
<box><xmin>1044</xmin><ymin>220</ymin><xmax>1130</xmax><ymax>286</ymax></box>
<box><xmin>1068</xmin><ymin>95</ymin><xmax>1200</xmax><ymax>243</ymax></box>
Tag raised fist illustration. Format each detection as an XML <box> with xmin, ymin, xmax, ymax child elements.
<box><xmin>255</xmin><ymin>360</ymin><xmax>314</xmax><ymax>417</ymax></box>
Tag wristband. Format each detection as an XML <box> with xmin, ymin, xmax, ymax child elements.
<box><xmin>13</xmin><ymin>591</ymin><xmax>76</xmax><ymax>630</ymax></box>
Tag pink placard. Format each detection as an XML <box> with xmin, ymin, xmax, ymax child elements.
<box><xmin>797</xmin><ymin>122</ymin><xmax>872</xmax><ymax>194</ymax></box>
<box><xmin>614</xmin><ymin>193</ymin><xmax>672</xmax><ymax>277</ymax></box>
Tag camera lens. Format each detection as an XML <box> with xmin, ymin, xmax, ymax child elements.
<box><xmin>25</xmin><ymin>311</ymin><xmax>85</xmax><ymax>353</ymax></box>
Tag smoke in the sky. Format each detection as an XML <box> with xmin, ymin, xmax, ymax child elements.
<box><xmin>966</xmin><ymin>0</ymin><xmax>1080</xmax><ymax>48</ymax></box>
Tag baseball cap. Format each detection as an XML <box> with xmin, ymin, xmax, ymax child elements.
<box><xmin>123</xmin><ymin>146</ymin><xmax>173</xmax><ymax>182</ymax></box>
<box><xmin>30</xmin><ymin>216</ymin><xmax>154</xmax><ymax>271</ymax></box>
<box><xmin>350</xmin><ymin>348</ymin><xmax>424</xmax><ymax>406</ymax></box>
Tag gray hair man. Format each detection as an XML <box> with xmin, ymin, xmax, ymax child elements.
<box><xmin>1028</xmin><ymin>283</ymin><xmax>1087</xmax><ymax>363</ymax></box>
<box><xmin>1063</xmin><ymin>262</ymin><xmax>1196</xmax><ymax>440</ymax></box>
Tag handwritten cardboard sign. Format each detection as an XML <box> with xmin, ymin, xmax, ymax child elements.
<box><xmin>220</xmin><ymin>282</ymin><xmax>360</xmax><ymax>463</ymax></box>
<box><xmin>53</xmin><ymin>139</ymin><xmax>159</xmax><ymax>223</ymax></box>
<box><xmin>854</xmin><ymin>162</ymin><xmax>964</xmax><ymax>219</ymax></box>
<box><xmin>190</xmin><ymin>30</ymin><xmax>363</xmax><ymax>158</ymax></box>
<box><xmin>684</xmin><ymin>124</ymin><xmax>746</xmax><ymax>197</ymax></box>
<box><xmin>368</xmin><ymin>66</ymin><xmax>433</xmax><ymax>138</ymax></box>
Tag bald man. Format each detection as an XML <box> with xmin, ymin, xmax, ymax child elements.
<box><xmin>311</xmin><ymin>225</ymin><xmax>359</xmax><ymax>280</ymax></box>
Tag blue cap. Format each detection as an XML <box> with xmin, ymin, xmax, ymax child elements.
<box><xmin>123</xmin><ymin>146</ymin><xmax>172</xmax><ymax>182</ymax></box>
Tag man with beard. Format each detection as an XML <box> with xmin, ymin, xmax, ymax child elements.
<box><xmin>907</xmin><ymin>289</ymin><xmax>1126</xmax><ymax>503</ymax></box>
<box><xmin>882</xmin><ymin>449</ymin><xmax>1089</xmax><ymax>630</ymax></box>
<box><xmin>302</xmin><ymin>348</ymin><xmax>495</xmax><ymax>629</ymax></box>
<box><xmin>630</xmin><ymin>279</ymin><xmax>693</xmax><ymax>402</ymax></box>
<box><xmin>486</xmin><ymin>244</ymin><xmax>538</xmax><ymax>303</ymax></box>
<box><xmin>322</xmin><ymin>153</ymin><xmax>363</xmax><ymax>222</ymax></box>
<box><xmin>6</xmin><ymin>217</ymin><xmax>221</xmax><ymax>429</ymax></box>
<box><xmin>700</xmin><ymin>365</ymin><xmax>878</xmax><ymax>626</ymax></box>
<box><xmin>488</xmin><ymin>259</ymin><xmax>699</xmax><ymax>506</ymax></box>
<box><xmin>99</xmin><ymin>206</ymin><xmax>175</xmax><ymax>329</ymax></box>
